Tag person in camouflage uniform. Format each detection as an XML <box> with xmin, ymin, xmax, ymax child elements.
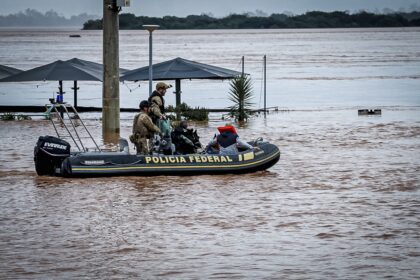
<box><xmin>131</xmin><ymin>100</ymin><xmax>161</xmax><ymax>155</ymax></box>
<box><xmin>148</xmin><ymin>81</ymin><xmax>172</xmax><ymax>124</ymax></box>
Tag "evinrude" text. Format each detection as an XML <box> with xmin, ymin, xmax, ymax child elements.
<box><xmin>44</xmin><ymin>142</ymin><xmax>67</xmax><ymax>150</ymax></box>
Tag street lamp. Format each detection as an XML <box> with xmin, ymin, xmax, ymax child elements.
<box><xmin>143</xmin><ymin>24</ymin><xmax>159</xmax><ymax>96</ymax></box>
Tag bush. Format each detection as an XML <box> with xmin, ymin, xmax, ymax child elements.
<box><xmin>167</xmin><ymin>103</ymin><xmax>209</xmax><ymax>121</ymax></box>
<box><xmin>0</xmin><ymin>113</ymin><xmax>32</xmax><ymax>121</ymax></box>
<box><xmin>17</xmin><ymin>114</ymin><xmax>32</xmax><ymax>120</ymax></box>
<box><xmin>0</xmin><ymin>113</ymin><xmax>16</xmax><ymax>121</ymax></box>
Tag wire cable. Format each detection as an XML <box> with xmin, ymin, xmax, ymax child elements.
<box><xmin>122</xmin><ymin>81</ymin><xmax>141</xmax><ymax>92</ymax></box>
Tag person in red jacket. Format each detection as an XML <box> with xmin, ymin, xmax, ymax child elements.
<box><xmin>206</xmin><ymin>124</ymin><xmax>253</xmax><ymax>155</ymax></box>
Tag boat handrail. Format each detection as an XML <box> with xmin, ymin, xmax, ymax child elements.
<box><xmin>45</xmin><ymin>102</ymin><xmax>102</xmax><ymax>152</ymax></box>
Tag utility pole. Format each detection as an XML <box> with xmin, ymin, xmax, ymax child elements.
<box><xmin>102</xmin><ymin>0</ymin><xmax>120</xmax><ymax>145</ymax></box>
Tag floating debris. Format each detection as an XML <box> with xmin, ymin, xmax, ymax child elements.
<box><xmin>358</xmin><ymin>109</ymin><xmax>381</xmax><ymax>115</ymax></box>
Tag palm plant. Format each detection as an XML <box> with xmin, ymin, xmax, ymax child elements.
<box><xmin>228</xmin><ymin>75</ymin><xmax>254</xmax><ymax>122</ymax></box>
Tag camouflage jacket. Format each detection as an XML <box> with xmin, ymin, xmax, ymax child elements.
<box><xmin>148</xmin><ymin>92</ymin><xmax>164</xmax><ymax>118</ymax></box>
<box><xmin>132</xmin><ymin>112</ymin><xmax>160</xmax><ymax>139</ymax></box>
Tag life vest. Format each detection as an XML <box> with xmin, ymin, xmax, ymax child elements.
<box><xmin>217</xmin><ymin>131</ymin><xmax>238</xmax><ymax>148</ymax></box>
<box><xmin>148</xmin><ymin>91</ymin><xmax>165</xmax><ymax>114</ymax></box>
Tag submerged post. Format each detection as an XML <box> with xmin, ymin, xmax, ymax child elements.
<box><xmin>102</xmin><ymin>0</ymin><xmax>120</xmax><ymax>144</ymax></box>
<box><xmin>58</xmin><ymin>80</ymin><xmax>64</xmax><ymax>118</ymax></box>
<box><xmin>175</xmin><ymin>79</ymin><xmax>181</xmax><ymax>107</ymax></box>
<box><xmin>72</xmin><ymin>80</ymin><xmax>78</xmax><ymax>108</ymax></box>
<box><xmin>143</xmin><ymin>25</ymin><xmax>159</xmax><ymax>96</ymax></box>
<box><xmin>241</xmin><ymin>56</ymin><xmax>245</xmax><ymax>76</ymax></box>
<box><xmin>58</xmin><ymin>80</ymin><xmax>64</xmax><ymax>100</ymax></box>
<box><xmin>263</xmin><ymin>55</ymin><xmax>267</xmax><ymax>118</ymax></box>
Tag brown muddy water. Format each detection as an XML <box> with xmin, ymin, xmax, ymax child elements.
<box><xmin>0</xmin><ymin>109</ymin><xmax>419</xmax><ymax>279</ymax></box>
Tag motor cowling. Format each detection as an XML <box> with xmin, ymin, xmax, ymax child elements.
<box><xmin>34</xmin><ymin>136</ymin><xmax>71</xmax><ymax>176</ymax></box>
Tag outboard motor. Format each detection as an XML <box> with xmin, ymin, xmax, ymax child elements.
<box><xmin>34</xmin><ymin>136</ymin><xmax>71</xmax><ymax>176</ymax></box>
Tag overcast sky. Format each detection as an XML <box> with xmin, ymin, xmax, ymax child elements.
<box><xmin>2</xmin><ymin>0</ymin><xmax>420</xmax><ymax>17</ymax></box>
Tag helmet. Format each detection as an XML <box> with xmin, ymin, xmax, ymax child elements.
<box><xmin>139</xmin><ymin>100</ymin><xmax>150</xmax><ymax>109</ymax></box>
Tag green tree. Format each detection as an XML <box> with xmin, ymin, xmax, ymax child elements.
<box><xmin>81</xmin><ymin>11</ymin><xmax>420</xmax><ymax>30</ymax></box>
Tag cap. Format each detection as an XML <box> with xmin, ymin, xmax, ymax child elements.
<box><xmin>156</xmin><ymin>82</ymin><xmax>172</xmax><ymax>90</ymax></box>
<box><xmin>217</xmin><ymin>125</ymin><xmax>237</xmax><ymax>135</ymax></box>
<box><xmin>139</xmin><ymin>100</ymin><xmax>150</xmax><ymax>109</ymax></box>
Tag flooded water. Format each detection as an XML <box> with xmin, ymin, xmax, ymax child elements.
<box><xmin>0</xmin><ymin>27</ymin><xmax>420</xmax><ymax>109</ymax></box>
<box><xmin>1</xmin><ymin>109</ymin><xmax>420</xmax><ymax>279</ymax></box>
<box><xmin>1</xmin><ymin>28</ymin><xmax>420</xmax><ymax>279</ymax></box>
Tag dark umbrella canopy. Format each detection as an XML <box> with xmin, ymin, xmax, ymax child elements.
<box><xmin>120</xmin><ymin>57</ymin><xmax>243</xmax><ymax>81</ymax></box>
<box><xmin>120</xmin><ymin>57</ymin><xmax>243</xmax><ymax>106</ymax></box>
<box><xmin>0</xmin><ymin>64</ymin><xmax>22</xmax><ymax>79</ymax></box>
<box><xmin>0</xmin><ymin>58</ymin><xmax>128</xmax><ymax>107</ymax></box>
<box><xmin>0</xmin><ymin>58</ymin><xmax>108</xmax><ymax>82</ymax></box>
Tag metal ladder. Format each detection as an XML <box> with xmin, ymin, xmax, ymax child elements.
<box><xmin>45</xmin><ymin>102</ymin><xmax>101</xmax><ymax>152</ymax></box>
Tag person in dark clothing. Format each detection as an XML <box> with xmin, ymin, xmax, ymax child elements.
<box><xmin>148</xmin><ymin>81</ymin><xmax>172</xmax><ymax>124</ymax></box>
<box><xmin>171</xmin><ymin>120</ymin><xmax>201</xmax><ymax>154</ymax></box>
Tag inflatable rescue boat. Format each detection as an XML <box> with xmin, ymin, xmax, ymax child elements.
<box><xmin>34</xmin><ymin>103</ymin><xmax>280</xmax><ymax>177</ymax></box>
<box><xmin>34</xmin><ymin>135</ymin><xmax>280</xmax><ymax>177</ymax></box>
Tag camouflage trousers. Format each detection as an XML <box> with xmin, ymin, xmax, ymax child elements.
<box><xmin>134</xmin><ymin>137</ymin><xmax>150</xmax><ymax>155</ymax></box>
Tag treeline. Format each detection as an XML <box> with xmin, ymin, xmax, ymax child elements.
<box><xmin>0</xmin><ymin>9</ymin><xmax>99</xmax><ymax>27</ymax></box>
<box><xmin>83</xmin><ymin>11</ymin><xmax>420</xmax><ymax>30</ymax></box>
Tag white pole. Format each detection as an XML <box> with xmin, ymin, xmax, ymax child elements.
<box><xmin>148</xmin><ymin>31</ymin><xmax>153</xmax><ymax>96</ymax></box>
<box><xmin>143</xmin><ymin>25</ymin><xmax>159</xmax><ymax>96</ymax></box>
